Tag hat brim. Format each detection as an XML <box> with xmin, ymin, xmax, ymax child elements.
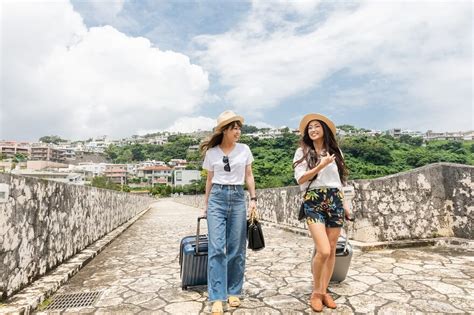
<box><xmin>299</xmin><ymin>113</ymin><xmax>336</xmax><ymax>136</ymax></box>
<box><xmin>216</xmin><ymin>115</ymin><xmax>244</xmax><ymax>131</ymax></box>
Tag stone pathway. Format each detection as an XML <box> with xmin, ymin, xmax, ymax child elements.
<box><xmin>33</xmin><ymin>200</ymin><xmax>473</xmax><ymax>314</ymax></box>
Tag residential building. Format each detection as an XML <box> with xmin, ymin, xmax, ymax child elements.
<box><xmin>173</xmin><ymin>169</ymin><xmax>201</xmax><ymax>187</ymax></box>
<box><xmin>104</xmin><ymin>164</ymin><xmax>128</xmax><ymax>185</ymax></box>
<box><xmin>85</xmin><ymin>136</ymin><xmax>110</xmax><ymax>153</ymax></box>
<box><xmin>400</xmin><ymin>130</ymin><xmax>423</xmax><ymax>138</ymax></box>
<box><xmin>424</xmin><ymin>130</ymin><xmax>470</xmax><ymax>141</ymax></box>
<box><xmin>147</xmin><ymin>135</ymin><xmax>169</xmax><ymax>145</ymax></box>
<box><xmin>27</xmin><ymin>161</ymin><xmax>69</xmax><ymax>171</ymax></box>
<box><xmin>388</xmin><ymin>128</ymin><xmax>402</xmax><ymax>137</ymax></box>
<box><xmin>72</xmin><ymin>163</ymin><xmax>107</xmax><ymax>177</ymax></box>
<box><xmin>138</xmin><ymin>165</ymin><xmax>172</xmax><ymax>186</ymax></box>
<box><xmin>0</xmin><ymin>141</ymin><xmax>29</xmax><ymax>159</ymax></box>
<box><xmin>463</xmin><ymin>131</ymin><xmax>474</xmax><ymax>140</ymax></box>
<box><xmin>169</xmin><ymin>159</ymin><xmax>188</xmax><ymax>169</ymax></box>
<box><xmin>136</xmin><ymin>160</ymin><xmax>167</xmax><ymax>168</ymax></box>
<box><xmin>248</xmin><ymin>128</ymin><xmax>284</xmax><ymax>139</ymax></box>
<box><xmin>30</xmin><ymin>146</ymin><xmax>75</xmax><ymax>163</ymax></box>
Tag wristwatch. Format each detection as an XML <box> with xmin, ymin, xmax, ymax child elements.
<box><xmin>250</xmin><ymin>197</ymin><xmax>258</xmax><ymax>201</ymax></box>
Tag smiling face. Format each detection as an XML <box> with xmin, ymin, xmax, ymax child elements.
<box><xmin>223</xmin><ymin>121</ymin><xmax>242</xmax><ymax>143</ymax></box>
<box><xmin>306</xmin><ymin>120</ymin><xmax>324</xmax><ymax>141</ymax></box>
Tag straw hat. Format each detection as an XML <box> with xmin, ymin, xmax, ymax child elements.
<box><xmin>299</xmin><ymin>113</ymin><xmax>336</xmax><ymax>135</ymax></box>
<box><xmin>215</xmin><ymin>110</ymin><xmax>244</xmax><ymax>131</ymax></box>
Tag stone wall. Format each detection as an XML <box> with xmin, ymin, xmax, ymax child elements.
<box><xmin>0</xmin><ymin>174</ymin><xmax>154</xmax><ymax>300</ymax></box>
<box><xmin>175</xmin><ymin>163</ymin><xmax>473</xmax><ymax>242</ymax></box>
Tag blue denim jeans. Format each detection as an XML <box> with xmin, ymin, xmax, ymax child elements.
<box><xmin>207</xmin><ymin>184</ymin><xmax>247</xmax><ymax>302</ymax></box>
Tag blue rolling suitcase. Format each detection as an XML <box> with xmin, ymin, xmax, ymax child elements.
<box><xmin>180</xmin><ymin>216</ymin><xmax>208</xmax><ymax>290</ymax></box>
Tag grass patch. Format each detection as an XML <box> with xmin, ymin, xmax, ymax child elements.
<box><xmin>37</xmin><ymin>298</ymin><xmax>53</xmax><ymax>311</ymax></box>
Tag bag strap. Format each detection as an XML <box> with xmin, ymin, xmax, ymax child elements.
<box><xmin>304</xmin><ymin>176</ymin><xmax>316</xmax><ymax>195</ymax></box>
<box><xmin>249</xmin><ymin>208</ymin><xmax>259</xmax><ymax>223</ymax></box>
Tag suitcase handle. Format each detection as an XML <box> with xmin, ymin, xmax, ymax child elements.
<box><xmin>340</xmin><ymin>228</ymin><xmax>349</xmax><ymax>254</ymax></box>
<box><xmin>196</xmin><ymin>215</ymin><xmax>207</xmax><ymax>254</ymax></box>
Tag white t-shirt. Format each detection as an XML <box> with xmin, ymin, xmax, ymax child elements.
<box><xmin>203</xmin><ymin>143</ymin><xmax>254</xmax><ymax>185</ymax></box>
<box><xmin>293</xmin><ymin>147</ymin><xmax>342</xmax><ymax>191</ymax></box>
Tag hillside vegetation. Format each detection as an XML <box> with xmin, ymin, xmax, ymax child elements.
<box><xmin>105</xmin><ymin>127</ymin><xmax>474</xmax><ymax>189</ymax></box>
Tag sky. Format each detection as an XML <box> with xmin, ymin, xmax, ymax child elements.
<box><xmin>1</xmin><ymin>0</ymin><xmax>473</xmax><ymax>141</ymax></box>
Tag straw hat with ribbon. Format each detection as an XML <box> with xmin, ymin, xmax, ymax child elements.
<box><xmin>299</xmin><ymin>113</ymin><xmax>336</xmax><ymax>136</ymax></box>
<box><xmin>215</xmin><ymin>110</ymin><xmax>244</xmax><ymax>131</ymax></box>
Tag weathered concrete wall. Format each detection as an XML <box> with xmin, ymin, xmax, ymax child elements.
<box><xmin>175</xmin><ymin>163</ymin><xmax>473</xmax><ymax>242</ymax></box>
<box><xmin>0</xmin><ymin>174</ymin><xmax>154</xmax><ymax>301</ymax></box>
<box><xmin>442</xmin><ymin>165</ymin><xmax>473</xmax><ymax>239</ymax></box>
<box><xmin>350</xmin><ymin>163</ymin><xmax>472</xmax><ymax>242</ymax></box>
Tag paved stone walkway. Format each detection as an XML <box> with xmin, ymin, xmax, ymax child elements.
<box><xmin>35</xmin><ymin>200</ymin><xmax>473</xmax><ymax>314</ymax></box>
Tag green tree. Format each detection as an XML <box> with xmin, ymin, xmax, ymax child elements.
<box><xmin>104</xmin><ymin>144</ymin><xmax>118</xmax><ymax>161</ymax></box>
<box><xmin>39</xmin><ymin>135</ymin><xmax>67</xmax><ymax>144</ymax></box>
<box><xmin>241</xmin><ymin>125</ymin><xmax>259</xmax><ymax>134</ymax></box>
<box><xmin>14</xmin><ymin>153</ymin><xmax>28</xmax><ymax>162</ymax></box>
<box><xmin>91</xmin><ymin>176</ymin><xmax>120</xmax><ymax>191</ymax></box>
<box><xmin>399</xmin><ymin>135</ymin><xmax>423</xmax><ymax>147</ymax></box>
<box><xmin>131</xmin><ymin>144</ymin><xmax>146</xmax><ymax>161</ymax></box>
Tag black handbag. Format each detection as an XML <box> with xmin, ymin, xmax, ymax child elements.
<box><xmin>247</xmin><ymin>210</ymin><xmax>265</xmax><ymax>251</ymax></box>
<box><xmin>298</xmin><ymin>177</ymin><xmax>316</xmax><ymax>221</ymax></box>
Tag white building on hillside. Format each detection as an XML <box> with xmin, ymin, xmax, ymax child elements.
<box><xmin>173</xmin><ymin>169</ymin><xmax>201</xmax><ymax>187</ymax></box>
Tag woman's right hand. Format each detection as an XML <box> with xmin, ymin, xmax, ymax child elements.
<box><xmin>200</xmin><ymin>209</ymin><xmax>207</xmax><ymax>217</ymax></box>
<box><xmin>320</xmin><ymin>154</ymin><xmax>335</xmax><ymax>167</ymax></box>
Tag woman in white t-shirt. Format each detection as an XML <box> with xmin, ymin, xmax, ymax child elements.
<box><xmin>200</xmin><ymin>110</ymin><xmax>257</xmax><ymax>315</ymax></box>
<box><xmin>293</xmin><ymin>113</ymin><xmax>351</xmax><ymax>312</ymax></box>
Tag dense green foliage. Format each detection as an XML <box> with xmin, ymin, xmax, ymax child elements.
<box><xmin>239</xmin><ymin>131</ymin><xmax>300</xmax><ymax>188</ymax></box>
<box><xmin>104</xmin><ymin>128</ymin><xmax>474</xmax><ymax>190</ymax></box>
<box><xmin>39</xmin><ymin>135</ymin><xmax>68</xmax><ymax>144</ymax></box>
<box><xmin>90</xmin><ymin>176</ymin><xmax>128</xmax><ymax>191</ymax></box>
<box><xmin>340</xmin><ymin>136</ymin><xmax>472</xmax><ymax>179</ymax></box>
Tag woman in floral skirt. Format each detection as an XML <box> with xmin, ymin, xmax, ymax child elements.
<box><xmin>293</xmin><ymin>113</ymin><xmax>351</xmax><ymax>312</ymax></box>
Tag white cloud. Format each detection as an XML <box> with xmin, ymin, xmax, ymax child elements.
<box><xmin>194</xmin><ymin>1</ymin><xmax>473</xmax><ymax>131</ymax></box>
<box><xmin>1</xmin><ymin>0</ymin><xmax>209</xmax><ymax>140</ymax></box>
<box><xmin>70</xmin><ymin>0</ymin><xmax>137</xmax><ymax>33</ymax></box>
<box><xmin>81</xmin><ymin>0</ymin><xmax>125</xmax><ymax>25</ymax></box>
<box><xmin>166</xmin><ymin>116</ymin><xmax>215</xmax><ymax>133</ymax></box>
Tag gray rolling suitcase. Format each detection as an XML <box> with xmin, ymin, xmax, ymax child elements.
<box><xmin>312</xmin><ymin>232</ymin><xmax>353</xmax><ymax>282</ymax></box>
<box><xmin>180</xmin><ymin>216</ymin><xmax>208</xmax><ymax>289</ymax></box>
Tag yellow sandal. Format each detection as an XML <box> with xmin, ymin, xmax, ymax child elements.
<box><xmin>228</xmin><ymin>296</ymin><xmax>241</xmax><ymax>307</ymax></box>
<box><xmin>211</xmin><ymin>301</ymin><xmax>223</xmax><ymax>315</ymax></box>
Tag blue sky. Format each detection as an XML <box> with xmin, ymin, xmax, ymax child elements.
<box><xmin>1</xmin><ymin>0</ymin><xmax>472</xmax><ymax>141</ymax></box>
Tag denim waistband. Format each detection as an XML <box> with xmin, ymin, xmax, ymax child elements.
<box><xmin>212</xmin><ymin>184</ymin><xmax>243</xmax><ymax>190</ymax></box>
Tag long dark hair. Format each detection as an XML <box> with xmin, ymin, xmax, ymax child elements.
<box><xmin>200</xmin><ymin>120</ymin><xmax>243</xmax><ymax>155</ymax></box>
<box><xmin>293</xmin><ymin>120</ymin><xmax>348</xmax><ymax>183</ymax></box>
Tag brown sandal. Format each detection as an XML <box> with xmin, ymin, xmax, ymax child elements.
<box><xmin>310</xmin><ymin>292</ymin><xmax>324</xmax><ymax>312</ymax></box>
<box><xmin>322</xmin><ymin>293</ymin><xmax>337</xmax><ymax>309</ymax></box>
<box><xmin>211</xmin><ymin>301</ymin><xmax>223</xmax><ymax>315</ymax></box>
<box><xmin>228</xmin><ymin>296</ymin><xmax>241</xmax><ymax>307</ymax></box>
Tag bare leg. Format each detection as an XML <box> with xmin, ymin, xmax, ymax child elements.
<box><xmin>321</xmin><ymin>227</ymin><xmax>341</xmax><ymax>290</ymax></box>
<box><xmin>308</xmin><ymin>223</ymin><xmax>331</xmax><ymax>294</ymax></box>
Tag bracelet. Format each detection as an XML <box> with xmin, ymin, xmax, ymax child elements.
<box><xmin>250</xmin><ymin>197</ymin><xmax>257</xmax><ymax>201</ymax></box>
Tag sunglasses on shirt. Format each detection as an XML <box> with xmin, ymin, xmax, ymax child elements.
<box><xmin>223</xmin><ymin>156</ymin><xmax>231</xmax><ymax>172</ymax></box>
